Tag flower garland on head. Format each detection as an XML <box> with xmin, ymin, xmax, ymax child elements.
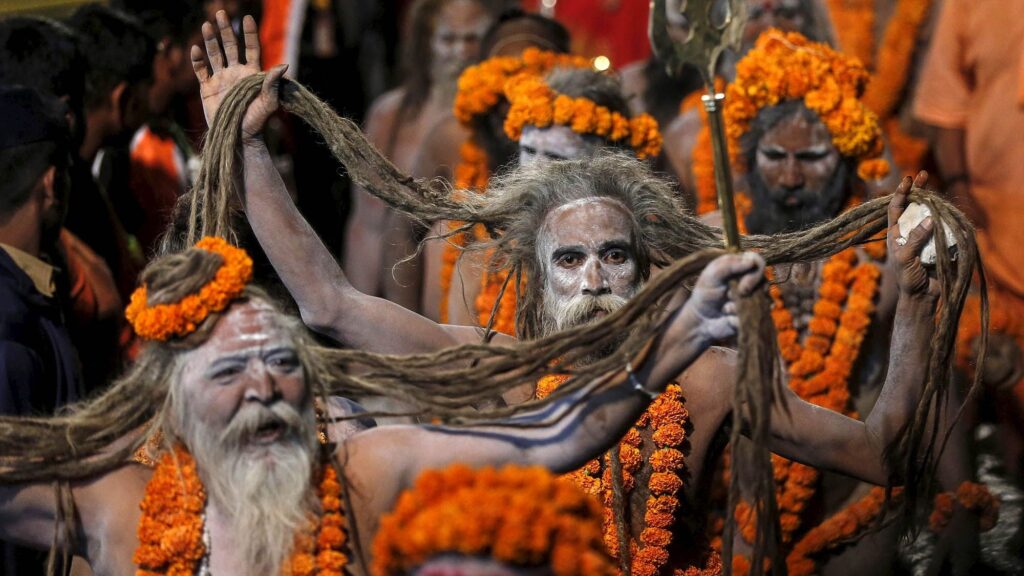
<box><xmin>691</xmin><ymin>29</ymin><xmax>890</xmax><ymax>216</ymax></box>
<box><xmin>536</xmin><ymin>376</ymin><xmax>721</xmax><ymax>576</ymax></box>
<box><xmin>134</xmin><ymin>445</ymin><xmax>347</xmax><ymax>575</ymax></box>
<box><xmin>443</xmin><ymin>48</ymin><xmax>592</xmax><ymax>324</ymax></box>
<box><xmin>503</xmin><ymin>74</ymin><xmax>663</xmax><ymax>160</ymax></box>
<box><xmin>125</xmin><ymin>237</ymin><xmax>253</xmax><ymax>341</ymax></box>
<box><xmin>454</xmin><ymin>47</ymin><xmax>594</xmax><ymax>128</ymax></box>
<box><xmin>372</xmin><ymin>464</ymin><xmax>617</xmax><ymax>576</ymax></box>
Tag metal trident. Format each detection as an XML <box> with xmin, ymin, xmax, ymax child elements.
<box><xmin>649</xmin><ymin>0</ymin><xmax>748</xmax><ymax>250</ymax></box>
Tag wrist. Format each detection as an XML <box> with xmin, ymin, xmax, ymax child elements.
<box><xmin>241</xmin><ymin>132</ymin><xmax>267</xmax><ymax>150</ymax></box>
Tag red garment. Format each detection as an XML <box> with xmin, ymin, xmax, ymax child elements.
<box><xmin>522</xmin><ymin>0</ymin><xmax>651</xmax><ymax>67</ymax></box>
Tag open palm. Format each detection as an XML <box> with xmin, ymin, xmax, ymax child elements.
<box><xmin>191</xmin><ymin>11</ymin><xmax>281</xmax><ymax>133</ymax></box>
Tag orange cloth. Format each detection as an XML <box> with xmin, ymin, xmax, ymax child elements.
<box><xmin>913</xmin><ymin>0</ymin><xmax>1024</xmax><ymax>297</ymax></box>
<box><xmin>129</xmin><ymin>125</ymin><xmax>188</xmax><ymax>255</ymax></box>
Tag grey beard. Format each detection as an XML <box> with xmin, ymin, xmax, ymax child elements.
<box><xmin>175</xmin><ymin>397</ymin><xmax>320</xmax><ymax>575</ymax></box>
<box><xmin>542</xmin><ymin>289</ymin><xmax>633</xmax><ymax>366</ymax></box>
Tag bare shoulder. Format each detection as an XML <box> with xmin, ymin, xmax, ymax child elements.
<box><xmin>424</xmin><ymin>113</ymin><xmax>468</xmax><ymax>145</ymax></box>
<box><xmin>680</xmin><ymin>346</ymin><xmax>737</xmax><ymax>385</ymax></box>
<box><xmin>662</xmin><ymin>109</ymin><xmax>703</xmax><ymax>187</ymax></box>
<box><xmin>364</xmin><ymin>88</ymin><xmax>408</xmax><ymax>140</ymax></box>
<box><xmin>619</xmin><ymin>61</ymin><xmax>648</xmax><ymax>116</ymax></box>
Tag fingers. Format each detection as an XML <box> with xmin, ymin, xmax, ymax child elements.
<box><xmin>699</xmin><ymin>252</ymin><xmax>765</xmax><ymax>295</ymax></box>
<box><xmin>217</xmin><ymin>10</ymin><xmax>239</xmax><ymax>65</ymax></box>
<box><xmin>190</xmin><ymin>44</ymin><xmax>210</xmax><ymax>83</ymax></box>
<box><xmin>888</xmin><ymin>175</ymin><xmax>913</xmax><ymax>228</ymax></box>
<box><xmin>202</xmin><ymin>21</ymin><xmax>224</xmax><ymax>72</ymax></box>
<box><xmin>243</xmin><ymin>15</ymin><xmax>260</xmax><ymax>67</ymax></box>
<box><xmin>902</xmin><ymin>216</ymin><xmax>934</xmax><ymax>257</ymax></box>
<box><xmin>262</xmin><ymin>64</ymin><xmax>288</xmax><ymax>99</ymax></box>
<box><xmin>912</xmin><ymin>170</ymin><xmax>929</xmax><ymax>189</ymax></box>
<box><xmin>736</xmin><ymin>253</ymin><xmax>765</xmax><ymax>296</ymax></box>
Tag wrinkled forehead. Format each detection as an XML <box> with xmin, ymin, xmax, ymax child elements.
<box><xmin>179</xmin><ymin>300</ymin><xmax>295</xmax><ymax>371</ymax></box>
<box><xmin>538</xmin><ymin>197</ymin><xmax>634</xmax><ymax>253</ymax></box>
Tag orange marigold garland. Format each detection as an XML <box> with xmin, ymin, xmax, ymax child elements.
<box><xmin>134</xmin><ymin>445</ymin><xmax>347</xmax><ymax>575</ymax></box>
<box><xmin>125</xmin><ymin>237</ymin><xmax>253</xmax><ymax>341</ymax></box>
<box><xmin>537</xmin><ymin>376</ymin><xmax>719</xmax><ymax>576</ymax></box>
<box><xmin>454</xmin><ymin>48</ymin><xmax>594</xmax><ymax>127</ymax></box>
<box><xmin>372</xmin><ymin>464</ymin><xmax>617</xmax><ymax>576</ymax></box>
<box><xmin>503</xmin><ymin>74</ymin><xmax>662</xmax><ymax>159</ymax></box>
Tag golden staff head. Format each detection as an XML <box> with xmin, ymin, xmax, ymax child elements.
<box><xmin>649</xmin><ymin>0</ymin><xmax>747</xmax><ymax>89</ymax></box>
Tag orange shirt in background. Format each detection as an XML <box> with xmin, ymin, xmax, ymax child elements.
<box><xmin>913</xmin><ymin>0</ymin><xmax>1024</xmax><ymax>298</ymax></box>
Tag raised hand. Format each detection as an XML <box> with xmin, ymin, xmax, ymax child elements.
<box><xmin>679</xmin><ymin>252</ymin><xmax>766</xmax><ymax>344</ymax></box>
<box><xmin>888</xmin><ymin>171</ymin><xmax>940</xmax><ymax>301</ymax></box>
<box><xmin>191</xmin><ymin>11</ymin><xmax>283</xmax><ymax>134</ymax></box>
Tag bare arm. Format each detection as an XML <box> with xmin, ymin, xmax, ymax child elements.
<box><xmin>0</xmin><ymin>484</ymin><xmax>60</xmax><ymax>551</ymax></box>
<box><xmin>193</xmin><ymin>12</ymin><xmax>462</xmax><ymax>354</ymax></box>
<box><xmin>764</xmin><ymin>174</ymin><xmax>942</xmax><ymax>484</ymax></box>
<box><xmin>348</xmin><ymin>253</ymin><xmax>765</xmax><ymax>481</ymax></box>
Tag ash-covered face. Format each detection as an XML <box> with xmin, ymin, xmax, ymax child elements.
<box><xmin>176</xmin><ymin>300</ymin><xmax>310</xmax><ymax>451</ymax></box>
<box><xmin>537</xmin><ymin>198</ymin><xmax>639</xmax><ymax>334</ymax></box>
<box><xmin>746</xmin><ymin>110</ymin><xmax>848</xmax><ymax>234</ymax></box>
<box><xmin>172</xmin><ymin>299</ymin><xmax>319</xmax><ymax>575</ymax></box>
<box><xmin>519</xmin><ymin>125</ymin><xmax>600</xmax><ymax>166</ymax></box>
<box><xmin>431</xmin><ymin>0</ymin><xmax>492</xmax><ymax>84</ymax></box>
<box><xmin>412</xmin><ymin>555</ymin><xmax>551</xmax><ymax>576</ymax></box>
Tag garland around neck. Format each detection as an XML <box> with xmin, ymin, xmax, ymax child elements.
<box><xmin>134</xmin><ymin>445</ymin><xmax>347</xmax><ymax>576</ymax></box>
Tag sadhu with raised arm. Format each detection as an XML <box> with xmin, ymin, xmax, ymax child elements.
<box><xmin>170</xmin><ymin>13</ymin><xmax>986</xmax><ymax>575</ymax></box>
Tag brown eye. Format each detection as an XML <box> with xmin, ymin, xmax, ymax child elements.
<box><xmin>557</xmin><ymin>253</ymin><xmax>582</xmax><ymax>268</ymax></box>
<box><xmin>605</xmin><ymin>249</ymin><xmax>627</xmax><ymax>264</ymax></box>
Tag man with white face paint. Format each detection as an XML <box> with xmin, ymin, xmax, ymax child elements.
<box><xmin>194</xmin><ymin>17</ymin><xmax>944</xmax><ymax>574</ymax></box>
<box><xmin>445</xmin><ymin>65</ymin><xmax>663</xmax><ymax>329</ymax></box>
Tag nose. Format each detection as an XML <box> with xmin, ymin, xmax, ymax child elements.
<box><xmin>453</xmin><ymin>37</ymin><xmax>475</xmax><ymax>61</ymax></box>
<box><xmin>581</xmin><ymin>258</ymin><xmax>610</xmax><ymax>296</ymax></box>
<box><xmin>243</xmin><ymin>364</ymin><xmax>280</xmax><ymax>404</ymax></box>
<box><xmin>777</xmin><ymin>156</ymin><xmax>804</xmax><ymax>190</ymax></box>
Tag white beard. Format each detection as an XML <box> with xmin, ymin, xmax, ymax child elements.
<box><xmin>541</xmin><ymin>287</ymin><xmax>634</xmax><ymax>366</ymax></box>
<box><xmin>175</xmin><ymin>397</ymin><xmax>320</xmax><ymax>575</ymax></box>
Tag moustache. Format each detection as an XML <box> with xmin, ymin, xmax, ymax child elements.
<box><xmin>555</xmin><ymin>293</ymin><xmax>628</xmax><ymax>330</ymax></box>
<box><xmin>220</xmin><ymin>401</ymin><xmax>307</xmax><ymax>448</ymax></box>
<box><xmin>768</xmin><ymin>186</ymin><xmax>819</xmax><ymax>210</ymax></box>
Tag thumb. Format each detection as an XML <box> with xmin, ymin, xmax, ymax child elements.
<box><xmin>262</xmin><ymin>64</ymin><xmax>288</xmax><ymax>99</ymax></box>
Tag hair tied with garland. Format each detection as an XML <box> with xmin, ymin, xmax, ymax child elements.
<box><xmin>125</xmin><ymin>237</ymin><xmax>254</xmax><ymax>341</ymax></box>
<box><xmin>726</xmin><ymin>29</ymin><xmax>890</xmax><ymax>181</ymax></box>
<box><xmin>503</xmin><ymin>74</ymin><xmax>663</xmax><ymax>160</ymax></box>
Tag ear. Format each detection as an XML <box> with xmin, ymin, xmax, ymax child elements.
<box><xmin>39</xmin><ymin>166</ymin><xmax>58</xmax><ymax>209</ymax></box>
<box><xmin>109</xmin><ymin>81</ymin><xmax>129</xmax><ymax>127</ymax></box>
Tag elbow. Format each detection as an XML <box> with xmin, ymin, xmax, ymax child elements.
<box><xmin>297</xmin><ymin>290</ymin><xmax>353</xmax><ymax>342</ymax></box>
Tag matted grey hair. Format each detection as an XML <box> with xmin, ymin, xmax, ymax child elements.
<box><xmin>474</xmin><ymin>151</ymin><xmax>697</xmax><ymax>339</ymax></box>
